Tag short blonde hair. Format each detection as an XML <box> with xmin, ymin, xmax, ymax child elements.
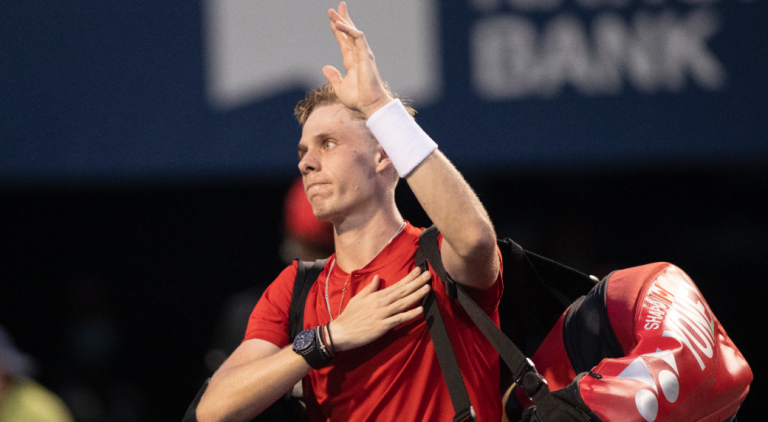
<box><xmin>294</xmin><ymin>83</ymin><xmax>416</xmax><ymax>125</ymax></box>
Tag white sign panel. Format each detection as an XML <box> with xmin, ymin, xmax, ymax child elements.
<box><xmin>203</xmin><ymin>0</ymin><xmax>442</xmax><ymax>110</ymax></box>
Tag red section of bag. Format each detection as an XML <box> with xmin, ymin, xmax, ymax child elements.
<box><xmin>515</xmin><ymin>314</ymin><xmax>575</xmax><ymax>409</ymax></box>
<box><xmin>516</xmin><ymin>263</ymin><xmax>752</xmax><ymax>422</ymax></box>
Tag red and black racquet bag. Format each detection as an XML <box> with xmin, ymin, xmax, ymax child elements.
<box><xmin>415</xmin><ymin>227</ymin><xmax>753</xmax><ymax>422</ymax></box>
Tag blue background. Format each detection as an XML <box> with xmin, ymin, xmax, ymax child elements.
<box><xmin>2</xmin><ymin>0</ymin><xmax>766</xmax><ymax>184</ymax></box>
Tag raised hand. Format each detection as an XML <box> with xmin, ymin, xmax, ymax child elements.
<box><xmin>329</xmin><ymin>267</ymin><xmax>432</xmax><ymax>352</ymax></box>
<box><xmin>323</xmin><ymin>2</ymin><xmax>394</xmax><ymax>119</ymax></box>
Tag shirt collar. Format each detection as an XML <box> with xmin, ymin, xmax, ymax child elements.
<box><xmin>328</xmin><ymin>221</ymin><xmax>421</xmax><ymax>277</ymax></box>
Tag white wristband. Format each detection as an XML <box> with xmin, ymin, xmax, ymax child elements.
<box><xmin>366</xmin><ymin>99</ymin><xmax>438</xmax><ymax>178</ymax></box>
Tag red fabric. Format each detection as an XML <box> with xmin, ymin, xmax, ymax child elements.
<box><xmin>605</xmin><ymin>262</ymin><xmax>669</xmax><ymax>356</ymax></box>
<box><xmin>579</xmin><ymin>263</ymin><xmax>752</xmax><ymax>422</ymax></box>
<box><xmin>245</xmin><ymin>222</ymin><xmax>504</xmax><ymax>422</ymax></box>
<box><xmin>520</xmin><ymin>262</ymin><xmax>752</xmax><ymax>422</ymax></box>
<box><xmin>531</xmin><ymin>312</ymin><xmax>577</xmax><ymax>390</ymax></box>
<box><xmin>516</xmin><ymin>314</ymin><xmax>577</xmax><ymax>408</ymax></box>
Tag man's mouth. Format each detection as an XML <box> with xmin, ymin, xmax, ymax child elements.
<box><xmin>306</xmin><ymin>182</ymin><xmax>329</xmax><ymax>192</ymax></box>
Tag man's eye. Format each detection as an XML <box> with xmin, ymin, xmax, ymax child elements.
<box><xmin>323</xmin><ymin>140</ymin><xmax>336</xmax><ymax>149</ymax></box>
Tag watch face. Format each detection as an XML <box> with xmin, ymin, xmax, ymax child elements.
<box><xmin>293</xmin><ymin>329</ymin><xmax>315</xmax><ymax>352</ymax></box>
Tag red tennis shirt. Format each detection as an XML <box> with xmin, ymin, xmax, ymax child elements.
<box><xmin>245</xmin><ymin>222</ymin><xmax>503</xmax><ymax>421</ymax></box>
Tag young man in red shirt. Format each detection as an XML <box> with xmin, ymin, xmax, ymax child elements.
<box><xmin>197</xmin><ymin>3</ymin><xmax>503</xmax><ymax>421</ymax></box>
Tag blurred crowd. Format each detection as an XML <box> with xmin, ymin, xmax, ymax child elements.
<box><xmin>1</xmin><ymin>323</ymin><xmax>73</xmax><ymax>421</ymax></box>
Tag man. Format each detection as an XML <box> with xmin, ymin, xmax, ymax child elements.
<box><xmin>197</xmin><ymin>3</ymin><xmax>502</xmax><ymax>421</ymax></box>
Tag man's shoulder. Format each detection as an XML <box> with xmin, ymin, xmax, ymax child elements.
<box><xmin>395</xmin><ymin>222</ymin><xmax>426</xmax><ymax>248</ymax></box>
<box><xmin>278</xmin><ymin>260</ymin><xmax>301</xmax><ymax>280</ymax></box>
<box><xmin>257</xmin><ymin>261</ymin><xmax>302</xmax><ymax>302</ymax></box>
<box><xmin>267</xmin><ymin>258</ymin><xmax>334</xmax><ymax>296</ymax></box>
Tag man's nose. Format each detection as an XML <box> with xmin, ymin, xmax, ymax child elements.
<box><xmin>299</xmin><ymin>149</ymin><xmax>320</xmax><ymax>174</ymax></box>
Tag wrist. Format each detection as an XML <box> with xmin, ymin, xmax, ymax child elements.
<box><xmin>327</xmin><ymin>322</ymin><xmax>351</xmax><ymax>352</ymax></box>
<box><xmin>292</xmin><ymin>327</ymin><xmax>333</xmax><ymax>369</ymax></box>
<box><xmin>360</xmin><ymin>95</ymin><xmax>394</xmax><ymax>119</ymax></box>
<box><xmin>366</xmin><ymin>99</ymin><xmax>438</xmax><ymax>178</ymax></box>
<box><xmin>323</xmin><ymin>324</ymin><xmax>337</xmax><ymax>357</ymax></box>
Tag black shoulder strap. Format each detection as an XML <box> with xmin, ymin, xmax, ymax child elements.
<box><xmin>415</xmin><ymin>227</ymin><xmax>476</xmax><ymax>422</ymax></box>
<box><xmin>417</xmin><ymin>226</ymin><xmax>593</xmax><ymax>414</ymax></box>
<box><xmin>418</xmin><ymin>226</ymin><xmax>536</xmax><ymax>394</ymax></box>
<box><xmin>289</xmin><ymin>259</ymin><xmax>328</xmax><ymax>342</ymax></box>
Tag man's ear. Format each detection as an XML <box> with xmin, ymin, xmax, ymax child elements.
<box><xmin>374</xmin><ymin>144</ymin><xmax>394</xmax><ymax>174</ymax></box>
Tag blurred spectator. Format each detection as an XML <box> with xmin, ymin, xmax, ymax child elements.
<box><xmin>0</xmin><ymin>324</ymin><xmax>74</xmax><ymax>422</ymax></box>
<box><xmin>205</xmin><ymin>177</ymin><xmax>335</xmax><ymax>372</ymax></box>
<box><xmin>278</xmin><ymin>177</ymin><xmax>336</xmax><ymax>265</ymax></box>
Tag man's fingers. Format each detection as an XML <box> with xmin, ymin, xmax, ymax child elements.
<box><xmin>338</xmin><ymin>2</ymin><xmax>356</xmax><ymax>28</ymax></box>
<box><xmin>401</xmin><ymin>268</ymin><xmax>431</xmax><ymax>288</ymax></box>
<box><xmin>398</xmin><ymin>267</ymin><xmax>422</xmax><ymax>286</ymax></box>
<box><xmin>362</xmin><ymin>274</ymin><xmax>381</xmax><ymax>294</ymax></box>
<box><xmin>332</xmin><ymin>21</ymin><xmax>373</xmax><ymax>63</ymax></box>
<box><xmin>329</xmin><ymin>9</ymin><xmax>363</xmax><ymax>41</ymax></box>
<box><xmin>331</xmin><ymin>4</ymin><xmax>355</xmax><ymax>30</ymax></box>
<box><xmin>389</xmin><ymin>267</ymin><xmax>422</xmax><ymax>291</ymax></box>
<box><xmin>328</xmin><ymin>10</ymin><xmax>349</xmax><ymax>31</ymax></box>
<box><xmin>385</xmin><ymin>306</ymin><xmax>424</xmax><ymax>327</ymax></box>
<box><xmin>389</xmin><ymin>284</ymin><xmax>430</xmax><ymax>314</ymax></box>
<box><xmin>333</xmin><ymin>20</ymin><xmax>364</xmax><ymax>41</ymax></box>
<box><xmin>328</xmin><ymin>8</ymin><xmax>350</xmax><ymax>27</ymax></box>
<box><xmin>322</xmin><ymin>65</ymin><xmax>343</xmax><ymax>86</ymax></box>
<box><xmin>328</xmin><ymin>13</ymin><xmax>349</xmax><ymax>48</ymax></box>
<box><xmin>382</xmin><ymin>269</ymin><xmax>431</xmax><ymax>303</ymax></box>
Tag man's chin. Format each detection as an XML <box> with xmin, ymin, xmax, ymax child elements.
<box><xmin>311</xmin><ymin>207</ymin><xmax>337</xmax><ymax>223</ymax></box>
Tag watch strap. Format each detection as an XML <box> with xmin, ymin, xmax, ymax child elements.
<box><xmin>294</xmin><ymin>328</ymin><xmax>332</xmax><ymax>369</ymax></box>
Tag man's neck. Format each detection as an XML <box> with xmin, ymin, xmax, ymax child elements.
<box><xmin>332</xmin><ymin>208</ymin><xmax>404</xmax><ymax>273</ymax></box>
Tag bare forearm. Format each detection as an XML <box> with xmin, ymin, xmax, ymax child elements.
<box><xmin>406</xmin><ymin>150</ymin><xmax>499</xmax><ymax>289</ymax></box>
<box><xmin>407</xmin><ymin>151</ymin><xmax>496</xmax><ymax>255</ymax></box>
<box><xmin>197</xmin><ymin>347</ymin><xmax>311</xmax><ymax>422</ymax></box>
<box><xmin>364</xmin><ymin>100</ymin><xmax>495</xmax><ymax>259</ymax></box>
<box><xmin>197</xmin><ymin>269</ymin><xmax>432</xmax><ymax>422</ymax></box>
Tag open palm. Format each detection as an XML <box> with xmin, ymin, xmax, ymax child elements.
<box><xmin>322</xmin><ymin>2</ymin><xmax>393</xmax><ymax>119</ymax></box>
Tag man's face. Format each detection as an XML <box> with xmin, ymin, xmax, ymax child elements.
<box><xmin>297</xmin><ymin>103</ymin><xmax>380</xmax><ymax>222</ymax></box>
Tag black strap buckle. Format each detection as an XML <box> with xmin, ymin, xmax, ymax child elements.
<box><xmin>453</xmin><ymin>406</ymin><xmax>476</xmax><ymax>422</ymax></box>
<box><xmin>517</xmin><ymin>358</ymin><xmax>548</xmax><ymax>398</ymax></box>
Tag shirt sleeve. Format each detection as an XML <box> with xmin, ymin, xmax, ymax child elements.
<box><xmin>243</xmin><ymin>262</ymin><xmax>298</xmax><ymax>348</ymax></box>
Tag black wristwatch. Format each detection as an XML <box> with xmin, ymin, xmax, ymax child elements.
<box><xmin>293</xmin><ymin>328</ymin><xmax>331</xmax><ymax>369</ymax></box>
